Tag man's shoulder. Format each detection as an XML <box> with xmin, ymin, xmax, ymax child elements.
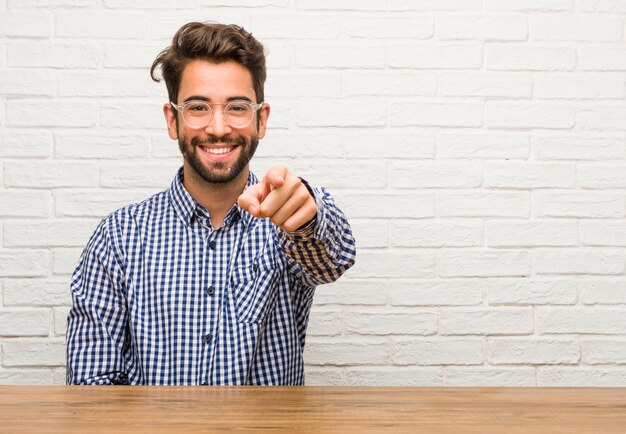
<box><xmin>100</xmin><ymin>188</ymin><xmax>171</xmax><ymax>231</ymax></box>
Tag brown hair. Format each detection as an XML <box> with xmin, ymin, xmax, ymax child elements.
<box><xmin>150</xmin><ymin>21</ymin><xmax>266</xmax><ymax>104</ymax></box>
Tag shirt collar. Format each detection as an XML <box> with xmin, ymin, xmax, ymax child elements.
<box><xmin>169</xmin><ymin>167</ymin><xmax>260</xmax><ymax>228</ymax></box>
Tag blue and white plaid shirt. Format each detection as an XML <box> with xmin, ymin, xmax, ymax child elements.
<box><xmin>66</xmin><ymin>168</ymin><xmax>356</xmax><ymax>385</ymax></box>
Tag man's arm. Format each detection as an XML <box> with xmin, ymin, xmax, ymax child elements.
<box><xmin>238</xmin><ymin>166</ymin><xmax>356</xmax><ymax>286</ymax></box>
<box><xmin>66</xmin><ymin>217</ymin><xmax>130</xmax><ymax>385</ymax></box>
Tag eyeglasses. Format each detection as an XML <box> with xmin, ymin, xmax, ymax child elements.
<box><xmin>170</xmin><ymin>100</ymin><xmax>264</xmax><ymax>129</ymax></box>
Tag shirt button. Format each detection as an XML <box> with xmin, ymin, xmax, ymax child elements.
<box><xmin>207</xmin><ymin>286</ymin><xmax>215</xmax><ymax>296</ymax></box>
<box><xmin>204</xmin><ymin>334</ymin><xmax>212</xmax><ymax>344</ymax></box>
<box><xmin>209</xmin><ymin>240</ymin><xmax>216</xmax><ymax>249</ymax></box>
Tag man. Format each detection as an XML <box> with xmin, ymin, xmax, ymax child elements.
<box><xmin>66</xmin><ymin>22</ymin><xmax>356</xmax><ymax>385</ymax></box>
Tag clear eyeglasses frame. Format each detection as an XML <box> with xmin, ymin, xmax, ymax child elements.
<box><xmin>170</xmin><ymin>100</ymin><xmax>264</xmax><ymax>129</ymax></box>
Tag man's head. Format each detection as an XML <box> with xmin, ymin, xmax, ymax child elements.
<box><xmin>151</xmin><ymin>22</ymin><xmax>269</xmax><ymax>186</ymax></box>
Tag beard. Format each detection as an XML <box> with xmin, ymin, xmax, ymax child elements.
<box><xmin>178</xmin><ymin>132</ymin><xmax>258</xmax><ymax>185</ymax></box>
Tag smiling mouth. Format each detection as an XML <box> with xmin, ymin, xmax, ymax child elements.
<box><xmin>200</xmin><ymin>145</ymin><xmax>236</xmax><ymax>155</ymax></box>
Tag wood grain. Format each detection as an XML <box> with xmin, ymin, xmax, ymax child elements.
<box><xmin>0</xmin><ymin>386</ymin><xmax>625</xmax><ymax>433</ymax></box>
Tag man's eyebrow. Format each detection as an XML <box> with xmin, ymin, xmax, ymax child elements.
<box><xmin>182</xmin><ymin>95</ymin><xmax>254</xmax><ymax>103</ymax></box>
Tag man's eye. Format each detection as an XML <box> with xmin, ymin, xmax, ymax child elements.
<box><xmin>188</xmin><ymin>104</ymin><xmax>209</xmax><ymax>112</ymax></box>
<box><xmin>227</xmin><ymin>103</ymin><xmax>250</xmax><ymax>113</ymax></box>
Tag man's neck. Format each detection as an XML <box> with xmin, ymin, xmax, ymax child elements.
<box><xmin>182</xmin><ymin>165</ymin><xmax>249</xmax><ymax>229</ymax></box>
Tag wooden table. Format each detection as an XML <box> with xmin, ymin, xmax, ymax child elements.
<box><xmin>0</xmin><ymin>386</ymin><xmax>625</xmax><ymax>433</ymax></box>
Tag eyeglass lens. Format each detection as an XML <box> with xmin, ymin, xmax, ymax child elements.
<box><xmin>182</xmin><ymin>101</ymin><xmax>255</xmax><ymax>128</ymax></box>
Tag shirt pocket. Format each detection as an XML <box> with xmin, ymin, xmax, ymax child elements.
<box><xmin>231</xmin><ymin>249</ymin><xmax>283</xmax><ymax>324</ymax></box>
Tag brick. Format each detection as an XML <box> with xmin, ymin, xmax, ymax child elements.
<box><xmin>439</xmin><ymin>72</ymin><xmax>531</xmax><ymax>97</ymax></box>
<box><xmin>535</xmin><ymin>249</ymin><xmax>625</xmax><ymax>275</ymax></box>
<box><xmin>307</xmin><ymin>310</ymin><xmax>342</xmax><ymax>336</ymax></box>
<box><xmin>536</xmin><ymin>192</ymin><xmax>624</xmax><ymax>218</ymax></box>
<box><xmin>390</xmin><ymin>0</ymin><xmax>482</xmax><ymax>11</ymax></box>
<box><xmin>6</xmin><ymin>100</ymin><xmax>97</xmax><ymax>127</ymax></box>
<box><xmin>0</xmin><ymin>369</ymin><xmax>53</xmax><ymax>385</ymax></box>
<box><xmin>538</xmin><ymin>307</ymin><xmax>626</xmax><ymax>334</ymax></box>
<box><xmin>58</xmin><ymin>71</ymin><xmax>154</xmax><ymax>97</ymax></box>
<box><xmin>445</xmin><ymin>368</ymin><xmax>535</xmax><ymax>386</ymax></box>
<box><xmin>149</xmin><ymin>11</ymin><xmax>247</xmax><ymax>41</ymax></box>
<box><xmin>296</xmin><ymin>98</ymin><xmax>385</xmax><ymax>127</ymax></box>
<box><xmin>304</xmin><ymin>368</ymin><xmax>345</xmax><ymax>386</ymax></box>
<box><xmin>313</xmin><ymin>279</ymin><xmax>388</xmax><ymax>306</ymax></box>
<box><xmin>344</xmin><ymin>17</ymin><xmax>433</xmax><ymax>39</ymax></box>
<box><xmin>539</xmin><ymin>368</ymin><xmax>626</xmax><ymax>386</ymax></box>
<box><xmin>389</xmin><ymin>162</ymin><xmax>482</xmax><ymax>188</ymax></box>
<box><xmin>486</xmin><ymin>44</ymin><xmax>575</xmax><ymax>71</ymax></box>
<box><xmin>250</xmin><ymin>14</ymin><xmax>340</xmax><ymax>39</ymax></box>
<box><xmin>52</xmin><ymin>368</ymin><xmax>67</xmax><ymax>385</ymax></box>
<box><xmin>5</xmin><ymin>161</ymin><xmax>99</xmax><ymax>188</ymax></box>
<box><xmin>352</xmin><ymin>251</ymin><xmax>435</xmax><ymax>279</ymax></box>
<box><xmin>438</xmin><ymin>133</ymin><xmax>529</xmax><ymax>159</ymax></box>
<box><xmin>342</xmin><ymin>133</ymin><xmax>435</xmax><ymax>160</ymax></box>
<box><xmin>578</xmin><ymin>106</ymin><xmax>626</xmax><ymax>131</ymax></box>
<box><xmin>0</xmin><ymin>11</ymin><xmax>53</xmax><ymax>37</ymax></box>
<box><xmin>583</xmin><ymin>339</ymin><xmax>626</xmax><ymax>364</ymax></box>
<box><xmin>440</xmin><ymin>308</ymin><xmax>533</xmax><ymax>335</ymax></box>
<box><xmin>296</xmin><ymin>44</ymin><xmax>385</xmax><ymax>69</ymax></box>
<box><xmin>534</xmin><ymin>134</ymin><xmax>624</xmax><ymax>160</ymax></box>
<box><xmin>485</xmin><ymin>0</ymin><xmax>572</xmax><ymax>11</ymax></box>
<box><xmin>100</xmin><ymin>163</ymin><xmax>179</xmax><ymax>188</ymax></box>
<box><xmin>0</xmin><ymin>69</ymin><xmax>56</xmax><ymax>97</ymax></box>
<box><xmin>346</xmin><ymin>368</ymin><xmax>443</xmax><ymax>386</ymax></box>
<box><xmin>439</xmin><ymin>192</ymin><xmax>530</xmax><ymax>218</ymax></box>
<box><xmin>55</xmin><ymin>189</ymin><xmax>156</xmax><ymax>217</ymax></box>
<box><xmin>390</xmin><ymin>221</ymin><xmax>482</xmax><ymax>248</ymax></box>
<box><xmin>486</xmin><ymin>221</ymin><xmax>578</xmax><ymax>247</ymax></box>
<box><xmin>151</xmin><ymin>135</ymin><xmax>183</xmax><ymax>159</ymax></box>
<box><xmin>390</xmin><ymin>280</ymin><xmax>483</xmax><ymax>307</ymax></box>
<box><xmin>266</xmin><ymin>72</ymin><xmax>341</xmax><ymax>98</ymax></box>
<box><xmin>0</xmin><ymin>310</ymin><xmax>50</xmax><ymax>337</ymax></box>
<box><xmin>7</xmin><ymin>41</ymin><xmax>99</xmax><ymax>68</ymax></box>
<box><xmin>489</xmin><ymin>338</ymin><xmax>580</xmax><ymax>364</ymax></box>
<box><xmin>100</xmin><ymin>102</ymin><xmax>164</xmax><ymax>129</ymax></box>
<box><xmin>438</xmin><ymin>250</ymin><xmax>531</xmax><ymax>278</ymax></box>
<box><xmin>578</xmin><ymin>47</ymin><xmax>626</xmax><ymax>71</ymax></box>
<box><xmin>55</xmin><ymin>133</ymin><xmax>150</xmax><ymax>159</ymax></box>
<box><xmin>304</xmin><ymin>339</ymin><xmax>387</xmax><ymax>366</ymax></box>
<box><xmin>2</xmin><ymin>339</ymin><xmax>66</xmax><ymax>367</ymax></box>
<box><xmin>486</xmin><ymin>162</ymin><xmax>575</xmax><ymax>188</ymax></box>
<box><xmin>580</xmin><ymin>280</ymin><xmax>626</xmax><ymax>305</ymax></box>
<box><xmin>579</xmin><ymin>0</ymin><xmax>626</xmax><ymax>11</ymax></box>
<box><xmin>336</xmin><ymin>192</ymin><xmax>435</xmax><ymax>219</ymax></box>
<box><xmin>8</xmin><ymin>0</ymin><xmax>98</xmax><ymax>6</ymax></box>
<box><xmin>391</xmin><ymin>338</ymin><xmax>484</xmax><ymax>365</ymax></box>
<box><xmin>55</xmin><ymin>10</ymin><xmax>150</xmax><ymax>38</ymax></box>
<box><xmin>265</xmin><ymin>41</ymin><xmax>295</xmax><ymax>69</ymax></box>
<box><xmin>349</xmin><ymin>220</ymin><xmax>388</xmax><ymax>248</ymax></box>
<box><xmin>486</xmin><ymin>102</ymin><xmax>574</xmax><ymax>129</ymax></box>
<box><xmin>0</xmin><ymin>250</ymin><xmax>49</xmax><ymax>277</ymax></box>
<box><xmin>104</xmin><ymin>0</ymin><xmax>195</xmax><ymax>7</ymax></box>
<box><xmin>342</xmin><ymin>72</ymin><xmax>437</xmax><ymax>97</ymax></box>
<box><xmin>437</xmin><ymin>15</ymin><xmax>527</xmax><ymax>41</ymax></box>
<box><xmin>0</xmin><ymin>130</ymin><xmax>52</xmax><ymax>158</ymax></box>
<box><xmin>487</xmin><ymin>279</ymin><xmax>577</xmax><ymax>305</ymax></box>
<box><xmin>390</xmin><ymin>101</ymin><xmax>483</xmax><ymax>127</ymax></box>
<box><xmin>345</xmin><ymin>311</ymin><xmax>438</xmax><ymax>335</ymax></box>
<box><xmin>389</xmin><ymin>43</ymin><xmax>482</xmax><ymax>69</ymax></box>
<box><xmin>581</xmin><ymin>221</ymin><xmax>626</xmax><ymax>247</ymax></box>
<box><xmin>196</xmin><ymin>0</ymin><xmax>286</xmax><ymax>5</ymax></box>
<box><xmin>3</xmin><ymin>219</ymin><xmax>98</xmax><ymax>248</ymax></box>
<box><xmin>535</xmin><ymin>73</ymin><xmax>624</xmax><ymax>99</ymax></box>
<box><xmin>297</xmin><ymin>0</ymin><xmax>386</xmax><ymax>10</ymax></box>
<box><xmin>104</xmin><ymin>42</ymin><xmax>165</xmax><ymax>69</ymax></box>
<box><xmin>533</xmin><ymin>15</ymin><xmax>621</xmax><ymax>42</ymax></box>
<box><xmin>290</xmin><ymin>161</ymin><xmax>386</xmax><ymax>190</ymax></box>
<box><xmin>3</xmin><ymin>278</ymin><xmax>72</xmax><ymax>306</ymax></box>
<box><xmin>53</xmin><ymin>247</ymin><xmax>83</xmax><ymax>275</ymax></box>
<box><xmin>0</xmin><ymin>191</ymin><xmax>51</xmax><ymax>218</ymax></box>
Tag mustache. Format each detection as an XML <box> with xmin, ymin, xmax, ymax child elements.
<box><xmin>191</xmin><ymin>136</ymin><xmax>246</xmax><ymax>147</ymax></box>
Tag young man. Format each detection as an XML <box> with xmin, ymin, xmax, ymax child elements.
<box><xmin>66</xmin><ymin>22</ymin><xmax>356</xmax><ymax>385</ymax></box>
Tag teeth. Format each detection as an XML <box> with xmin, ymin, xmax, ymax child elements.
<box><xmin>203</xmin><ymin>146</ymin><xmax>234</xmax><ymax>155</ymax></box>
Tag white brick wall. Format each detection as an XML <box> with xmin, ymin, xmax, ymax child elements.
<box><xmin>1</xmin><ymin>2</ymin><xmax>625</xmax><ymax>386</ymax></box>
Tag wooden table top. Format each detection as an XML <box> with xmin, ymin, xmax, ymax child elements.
<box><xmin>0</xmin><ymin>386</ymin><xmax>625</xmax><ymax>433</ymax></box>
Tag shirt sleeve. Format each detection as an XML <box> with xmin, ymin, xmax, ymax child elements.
<box><xmin>66</xmin><ymin>215</ymin><xmax>130</xmax><ymax>385</ymax></box>
<box><xmin>276</xmin><ymin>180</ymin><xmax>356</xmax><ymax>287</ymax></box>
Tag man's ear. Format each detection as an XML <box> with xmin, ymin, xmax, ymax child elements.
<box><xmin>257</xmin><ymin>103</ymin><xmax>270</xmax><ymax>140</ymax></box>
<box><xmin>163</xmin><ymin>103</ymin><xmax>178</xmax><ymax>140</ymax></box>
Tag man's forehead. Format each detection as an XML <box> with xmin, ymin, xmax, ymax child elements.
<box><xmin>178</xmin><ymin>59</ymin><xmax>255</xmax><ymax>99</ymax></box>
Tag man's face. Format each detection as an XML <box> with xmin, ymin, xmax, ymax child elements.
<box><xmin>164</xmin><ymin>59</ymin><xmax>269</xmax><ymax>185</ymax></box>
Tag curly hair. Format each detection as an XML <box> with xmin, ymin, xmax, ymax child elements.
<box><xmin>151</xmin><ymin>21</ymin><xmax>267</xmax><ymax>104</ymax></box>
